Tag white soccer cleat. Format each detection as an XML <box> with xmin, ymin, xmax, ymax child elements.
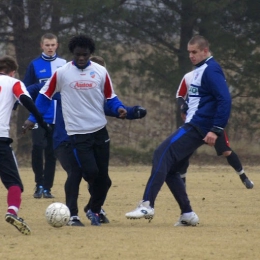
<box><xmin>125</xmin><ymin>200</ymin><xmax>154</xmax><ymax>220</ymax></box>
<box><xmin>174</xmin><ymin>212</ymin><xmax>199</xmax><ymax>226</ymax></box>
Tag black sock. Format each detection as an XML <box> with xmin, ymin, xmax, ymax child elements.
<box><xmin>226</xmin><ymin>151</ymin><xmax>243</xmax><ymax>172</ymax></box>
<box><xmin>239</xmin><ymin>173</ymin><xmax>247</xmax><ymax>181</ymax></box>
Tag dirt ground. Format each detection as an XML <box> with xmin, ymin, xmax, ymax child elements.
<box><xmin>0</xmin><ymin>164</ymin><xmax>259</xmax><ymax>260</ymax></box>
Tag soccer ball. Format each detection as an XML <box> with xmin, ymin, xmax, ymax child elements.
<box><xmin>45</xmin><ymin>202</ymin><xmax>70</xmax><ymax>228</ymax></box>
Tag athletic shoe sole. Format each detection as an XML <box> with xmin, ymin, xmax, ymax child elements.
<box><xmin>5</xmin><ymin>214</ymin><xmax>31</xmax><ymax>235</ymax></box>
<box><xmin>67</xmin><ymin>220</ymin><xmax>85</xmax><ymax>226</ymax></box>
<box><xmin>126</xmin><ymin>214</ymin><xmax>154</xmax><ymax>220</ymax></box>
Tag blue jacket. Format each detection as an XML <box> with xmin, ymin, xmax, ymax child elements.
<box><xmin>24</xmin><ymin>53</ymin><xmax>66</xmax><ymax>124</ymax></box>
<box><xmin>187</xmin><ymin>57</ymin><xmax>231</xmax><ymax>135</ymax></box>
<box><xmin>27</xmin><ymin>83</ymin><xmax>57</xmax><ymax>124</ymax></box>
<box><xmin>23</xmin><ymin>53</ymin><xmax>66</xmax><ymax>86</ymax></box>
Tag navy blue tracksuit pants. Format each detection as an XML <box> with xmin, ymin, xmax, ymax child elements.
<box><xmin>70</xmin><ymin>127</ymin><xmax>111</xmax><ymax>214</ymax></box>
<box><xmin>143</xmin><ymin>123</ymin><xmax>205</xmax><ymax>213</ymax></box>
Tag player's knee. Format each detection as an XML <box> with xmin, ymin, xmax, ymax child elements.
<box><xmin>222</xmin><ymin>150</ymin><xmax>231</xmax><ymax>157</ymax></box>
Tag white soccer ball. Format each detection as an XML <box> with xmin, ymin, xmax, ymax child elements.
<box><xmin>45</xmin><ymin>202</ymin><xmax>70</xmax><ymax>228</ymax></box>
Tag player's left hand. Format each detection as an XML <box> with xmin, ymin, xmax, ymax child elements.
<box><xmin>22</xmin><ymin>120</ymin><xmax>35</xmax><ymax>134</ymax></box>
<box><xmin>203</xmin><ymin>132</ymin><xmax>218</xmax><ymax>146</ymax></box>
<box><xmin>118</xmin><ymin>107</ymin><xmax>127</xmax><ymax>119</ymax></box>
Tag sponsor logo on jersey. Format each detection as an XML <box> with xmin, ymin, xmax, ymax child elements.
<box><xmin>40</xmin><ymin>69</ymin><xmax>47</xmax><ymax>73</ymax></box>
<box><xmin>69</xmin><ymin>80</ymin><xmax>97</xmax><ymax>90</ymax></box>
<box><xmin>188</xmin><ymin>85</ymin><xmax>199</xmax><ymax>95</ymax></box>
<box><xmin>90</xmin><ymin>71</ymin><xmax>95</xmax><ymax>78</ymax></box>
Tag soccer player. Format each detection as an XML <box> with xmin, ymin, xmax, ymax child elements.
<box><xmin>23</xmin><ymin>33</ymin><xmax>66</xmax><ymax>199</ymax></box>
<box><xmin>176</xmin><ymin>71</ymin><xmax>253</xmax><ymax>188</ymax></box>
<box><xmin>23</xmin><ymin>34</ymin><xmax>128</xmax><ymax>226</ymax></box>
<box><xmin>25</xmin><ymin>55</ymin><xmax>147</xmax><ymax>226</ymax></box>
<box><xmin>0</xmin><ymin>55</ymin><xmax>50</xmax><ymax>235</ymax></box>
<box><xmin>125</xmin><ymin>35</ymin><xmax>232</xmax><ymax>226</ymax></box>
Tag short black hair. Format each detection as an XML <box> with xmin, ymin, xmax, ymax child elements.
<box><xmin>68</xmin><ymin>34</ymin><xmax>95</xmax><ymax>54</ymax></box>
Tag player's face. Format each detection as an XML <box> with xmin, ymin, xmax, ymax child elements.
<box><xmin>72</xmin><ymin>47</ymin><xmax>91</xmax><ymax>69</ymax></box>
<box><xmin>41</xmin><ymin>38</ymin><xmax>58</xmax><ymax>56</ymax></box>
<box><xmin>188</xmin><ymin>44</ymin><xmax>208</xmax><ymax>65</ymax></box>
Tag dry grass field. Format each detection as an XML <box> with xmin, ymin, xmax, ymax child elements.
<box><xmin>0</xmin><ymin>164</ymin><xmax>259</xmax><ymax>260</ymax></box>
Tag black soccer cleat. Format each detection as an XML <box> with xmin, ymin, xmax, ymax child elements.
<box><xmin>5</xmin><ymin>213</ymin><xmax>31</xmax><ymax>235</ymax></box>
<box><xmin>43</xmin><ymin>190</ymin><xmax>55</xmax><ymax>198</ymax></box>
<box><xmin>33</xmin><ymin>186</ymin><xmax>44</xmax><ymax>199</ymax></box>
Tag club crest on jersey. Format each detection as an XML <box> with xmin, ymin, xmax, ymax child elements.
<box><xmin>90</xmin><ymin>71</ymin><xmax>95</xmax><ymax>78</ymax></box>
<box><xmin>70</xmin><ymin>80</ymin><xmax>97</xmax><ymax>90</ymax></box>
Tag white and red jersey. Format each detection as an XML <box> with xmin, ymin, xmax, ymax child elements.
<box><xmin>39</xmin><ymin>61</ymin><xmax>117</xmax><ymax>135</ymax></box>
<box><xmin>176</xmin><ymin>71</ymin><xmax>194</xmax><ymax>99</ymax></box>
<box><xmin>0</xmin><ymin>75</ymin><xmax>31</xmax><ymax>137</ymax></box>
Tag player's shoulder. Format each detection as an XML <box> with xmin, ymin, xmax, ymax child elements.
<box><xmin>55</xmin><ymin>61</ymin><xmax>72</xmax><ymax>73</ymax></box>
<box><xmin>90</xmin><ymin>61</ymin><xmax>106</xmax><ymax>71</ymax></box>
<box><xmin>56</xmin><ymin>56</ymin><xmax>67</xmax><ymax>63</ymax></box>
<box><xmin>1</xmin><ymin>75</ymin><xmax>23</xmax><ymax>87</ymax></box>
<box><xmin>30</xmin><ymin>55</ymin><xmax>42</xmax><ymax>64</ymax></box>
<box><xmin>184</xmin><ymin>71</ymin><xmax>194</xmax><ymax>78</ymax></box>
<box><xmin>205</xmin><ymin>58</ymin><xmax>223</xmax><ymax>75</ymax></box>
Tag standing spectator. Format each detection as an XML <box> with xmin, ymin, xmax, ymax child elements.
<box><xmin>0</xmin><ymin>56</ymin><xmax>50</xmax><ymax>235</ymax></box>
<box><xmin>23</xmin><ymin>34</ymin><xmax>127</xmax><ymax>226</ymax></box>
<box><xmin>176</xmin><ymin>71</ymin><xmax>254</xmax><ymax>188</ymax></box>
<box><xmin>125</xmin><ymin>35</ymin><xmax>232</xmax><ymax>226</ymax></box>
<box><xmin>23</xmin><ymin>33</ymin><xmax>66</xmax><ymax>199</ymax></box>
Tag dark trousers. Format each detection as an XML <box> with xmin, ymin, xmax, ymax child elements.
<box><xmin>54</xmin><ymin>142</ymin><xmax>82</xmax><ymax>216</ymax></box>
<box><xmin>178</xmin><ymin>130</ymin><xmax>232</xmax><ymax>175</ymax></box>
<box><xmin>143</xmin><ymin>124</ymin><xmax>205</xmax><ymax>213</ymax></box>
<box><xmin>69</xmin><ymin>127</ymin><xmax>111</xmax><ymax>214</ymax></box>
<box><xmin>31</xmin><ymin>124</ymin><xmax>56</xmax><ymax>190</ymax></box>
<box><xmin>0</xmin><ymin>138</ymin><xmax>23</xmax><ymax>191</ymax></box>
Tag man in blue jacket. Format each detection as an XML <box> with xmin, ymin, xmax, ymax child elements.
<box><xmin>125</xmin><ymin>35</ymin><xmax>232</xmax><ymax>227</ymax></box>
<box><xmin>23</xmin><ymin>33</ymin><xmax>66</xmax><ymax>199</ymax></box>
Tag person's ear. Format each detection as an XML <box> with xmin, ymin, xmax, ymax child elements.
<box><xmin>9</xmin><ymin>71</ymin><xmax>16</xmax><ymax>77</ymax></box>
